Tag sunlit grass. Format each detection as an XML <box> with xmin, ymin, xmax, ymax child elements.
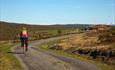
<box><xmin>39</xmin><ymin>41</ymin><xmax>115</xmax><ymax>70</ymax></box>
<box><xmin>0</xmin><ymin>42</ymin><xmax>23</xmax><ymax>70</ymax></box>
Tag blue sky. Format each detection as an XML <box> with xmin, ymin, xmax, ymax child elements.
<box><xmin>0</xmin><ymin>0</ymin><xmax>115</xmax><ymax>25</ymax></box>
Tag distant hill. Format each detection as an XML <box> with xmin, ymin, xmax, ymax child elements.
<box><xmin>0</xmin><ymin>21</ymin><xmax>90</xmax><ymax>41</ymax></box>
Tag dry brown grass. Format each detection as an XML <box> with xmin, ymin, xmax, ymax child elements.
<box><xmin>58</xmin><ymin>33</ymin><xmax>100</xmax><ymax>50</ymax></box>
<box><xmin>57</xmin><ymin>29</ymin><xmax>115</xmax><ymax>51</ymax></box>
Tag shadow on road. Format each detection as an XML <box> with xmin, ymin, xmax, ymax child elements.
<box><xmin>7</xmin><ymin>52</ymin><xmax>24</xmax><ymax>54</ymax></box>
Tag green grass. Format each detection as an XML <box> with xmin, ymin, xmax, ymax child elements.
<box><xmin>39</xmin><ymin>42</ymin><xmax>115</xmax><ymax>70</ymax></box>
<box><xmin>0</xmin><ymin>42</ymin><xmax>23</xmax><ymax>70</ymax></box>
<box><xmin>31</xmin><ymin>29</ymin><xmax>75</xmax><ymax>40</ymax></box>
<box><xmin>47</xmin><ymin>29</ymin><xmax>75</xmax><ymax>36</ymax></box>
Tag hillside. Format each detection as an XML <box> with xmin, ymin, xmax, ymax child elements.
<box><xmin>0</xmin><ymin>21</ymin><xmax>89</xmax><ymax>41</ymax></box>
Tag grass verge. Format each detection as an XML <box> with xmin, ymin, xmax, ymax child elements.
<box><xmin>39</xmin><ymin>41</ymin><xmax>115</xmax><ymax>70</ymax></box>
<box><xmin>0</xmin><ymin>42</ymin><xmax>23</xmax><ymax>70</ymax></box>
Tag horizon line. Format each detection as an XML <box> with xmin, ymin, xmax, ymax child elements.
<box><xmin>0</xmin><ymin>20</ymin><xmax>114</xmax><ymax>25</ymax></box>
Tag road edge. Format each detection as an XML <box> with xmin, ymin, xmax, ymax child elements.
<box><xmin>11</xmin><ymin>45</ymin><xmax>29</xmax><ymax>70</ymax></box>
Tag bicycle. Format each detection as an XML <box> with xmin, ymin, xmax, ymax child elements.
<box><xmin>22</xmin><ymin>40</ymin><xmax>28</xmax><ymax>54</ymax></box>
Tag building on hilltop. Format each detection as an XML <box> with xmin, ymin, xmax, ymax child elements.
<box><xmin>93</xmin><ymin>25</ymin><xmax>111</xmax><ymax>31</ymax></box>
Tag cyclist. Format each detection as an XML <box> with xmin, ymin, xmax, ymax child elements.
<box><xmin>20</xmin><ymin>27</ymin><xmax>28</xmax><ymax>52</ymax></box>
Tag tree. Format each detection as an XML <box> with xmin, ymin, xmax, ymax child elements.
<box><xmin>57</xmin><ymin>29</ymin><xmax>62</xmax><ymax>35</ymax></box>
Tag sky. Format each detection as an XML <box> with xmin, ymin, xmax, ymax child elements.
<box><xmin>0</xmin><ymin>0</ymin><xmax>115</xmax><ymax>25</ymax></box>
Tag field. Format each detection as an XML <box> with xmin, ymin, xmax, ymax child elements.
<box><xmin>0</xmin><ymin>21</ymin><xmax>83</xmax><ymax>41</ymax></box>
<box><xmin>0</xmin><ymin>41</ymin><xmax>23</xmax><ymax>70</ymax></box>
<box><xmin>39</xmin><ymin>26</ymin><xmax>115</xmax><ymax>70</ymax></box>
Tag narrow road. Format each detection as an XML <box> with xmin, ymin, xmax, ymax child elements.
<box><xmin>12</xmin><ymin>34</ymin><xmax>102</xmax><ymax>70</ymax></box>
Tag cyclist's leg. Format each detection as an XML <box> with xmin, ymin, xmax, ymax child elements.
<box><xmin>21</xmin><ymin>41</ymin><xmax>24</xmax><ymax>53</ymax></box>
<box><xmin>21</xmin><ymin>37</ymin><xmax>25</xmax><ymax>53</ymax></box>
<box><xmin>25</xmin><ymin>37</ymin><xmax>28</xmax><ymax>52</ymax></box>
<box><xmin>21</xmin><ymin>38</ymin><xmax>24</xmax><ymax>47</ymax></box>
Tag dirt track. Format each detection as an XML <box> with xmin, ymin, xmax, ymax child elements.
<box><xmin>12</xmin><ymin>34</ymin><xmax>102</xmax><ymax>70</ymax></box>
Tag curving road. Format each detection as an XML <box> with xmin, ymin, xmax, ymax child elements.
<box><xmin>12</xmin><ymin>34</ymin><xmax>102</xmax><ymax>70</ymax></box>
